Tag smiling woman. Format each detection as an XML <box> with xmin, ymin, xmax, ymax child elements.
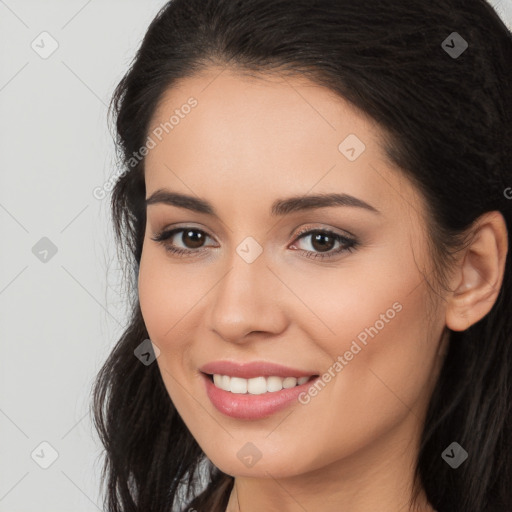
<box><xmin>91</xmin><ymin>1</ymin><xmax>512</xmax><ymax>512</ymax></box>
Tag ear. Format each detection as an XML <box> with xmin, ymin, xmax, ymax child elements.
<box><xmin>445</xmin><ymin>211</ymin><xmax>508</xmax><ymax>331</ymax></box>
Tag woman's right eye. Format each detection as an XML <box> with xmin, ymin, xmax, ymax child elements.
<box><xmin>150</xmin><ymin>228</ymin><xmax>214</xmax><ymax>257</ymax></box>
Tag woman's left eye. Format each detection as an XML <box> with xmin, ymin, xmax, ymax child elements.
<box><xmin>150</xmin><ymin>227</ymin><xmax>358</xmax><ymax>260</ymax></box>
<box><xmin>290</xmin><ymin>228</ymin><xmax>358</xmax><ymax>260</ymax></box>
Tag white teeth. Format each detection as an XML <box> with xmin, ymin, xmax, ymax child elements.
<box><xmin>247</xmin><ymin>376</ymin><xmax>267</xmax><ymax>394</ymax></box>
<box><xmin>230</xmin><ymin>377</ymin><xmax>248</xmax><ymax>394</ymax></box>
<box><xmin>282</xmin><ymin>377</ymin><xmax>297</xmax><ymax>388</ymax></box>
<box><xmin>211</xmin><ymin>374</ymin><xmax>313</xmax><ymax>394</ymax></box>
<box><xmin>266</xmin><ymin>376</ymin><xmax>284</xmax><ymax>392</ymax></box>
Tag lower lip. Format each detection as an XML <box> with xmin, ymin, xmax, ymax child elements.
<box><xmin>201</xmin><ymin>373</ymin><xmax>319</xmax><ymax>420</ymax></box>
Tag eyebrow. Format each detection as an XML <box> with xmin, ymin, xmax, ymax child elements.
<box><xmin>145</xmin><ymin>189</ymin><xmax>380</xmax><ymax>216</ymax></box>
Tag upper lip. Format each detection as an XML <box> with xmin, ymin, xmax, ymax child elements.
<box><xmin>199</xmin><ymin>360</ymin><xmax>319</xmax><ymax>379</ymax></box>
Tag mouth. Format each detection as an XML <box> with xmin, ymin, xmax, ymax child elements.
<box><xmin>200</xmin><ymin>371</ymin><xmax>320</xmax><ymax>420</ymax></box>
<box><xmin>203</xmin><ymin>373</ymin><xmax>318</xmax><ymax>394</ymax></box>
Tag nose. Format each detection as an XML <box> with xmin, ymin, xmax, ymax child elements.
<box><xmin>205</xmin><ymin>244</ymin><xmax>288</xmax><ymax>343</ymax></box>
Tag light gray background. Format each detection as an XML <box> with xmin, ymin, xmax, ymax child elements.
<box><xmin>1</xmin><ymin>1</ymin><xmax>511</xmax><ymax>510</ymax></box>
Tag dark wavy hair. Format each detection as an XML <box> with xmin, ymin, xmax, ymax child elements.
<box><xmin>90</xmin><ymin>1</ymin><xmax>512</xmax><ymax>511</ymax></box>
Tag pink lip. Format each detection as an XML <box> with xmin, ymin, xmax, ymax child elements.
<box><xmin>199</xmin><ymin>360</ymin><xmax>318</xmax><ymax>379</ymax></box>
<box><xmin>201</xmin><ymin>372</ymin><xmax>319</xmax><ymax>420</ymax></box>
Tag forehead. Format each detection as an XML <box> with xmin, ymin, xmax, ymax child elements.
<box><xmin>147</xmin><ymin>67</ymin><xmax>382</xmax><ymax>164</ymax></box>
<box><xmin>144</xmin><ymin>67</ymin><xmax>423</xmax><ymax>222</ymax></box>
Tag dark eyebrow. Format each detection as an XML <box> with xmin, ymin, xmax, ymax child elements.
<box><xmin>145</xmin><ymin>189</ymin><xmax>380</xmax><ymax>216</ymax></box>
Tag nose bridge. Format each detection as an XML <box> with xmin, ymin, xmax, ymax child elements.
<box><xmin>207</xmin><ymin>237</ymin><xmax>286</xmax><ymax>340</ymax></box>
<box><xmin>216</xmin><ymin>239</ymin><xmax>271</xmax><ymax>312</ymax></box>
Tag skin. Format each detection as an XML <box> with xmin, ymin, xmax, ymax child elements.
<box><xmin>137</xmin><ymin>67</ymin><xmax>508</xmax><ymax>512</ymax></box>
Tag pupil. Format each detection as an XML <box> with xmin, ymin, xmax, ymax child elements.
<box><xmin>312</xmin><ymin>233</ymin><xmax>334</xmax><ymax>252</ymax></box>
<box><xmin>184</xmin><ymin>230</ymin><xmax>204</xmax><ymax>248</ymax></box>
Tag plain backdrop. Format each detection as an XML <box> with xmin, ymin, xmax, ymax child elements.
<box><xmin>1</xmin><ymin>1</ymin><xmax>511</xmax><ymax>510</ymax></box>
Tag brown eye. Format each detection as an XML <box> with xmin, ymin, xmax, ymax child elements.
<box><xmin>309</xmin><ymin>232</ymin><xmax>337</xmax><ymax>252</ymax></box>
<box><xmin>150</xmin><ymin>227</ymin><xmax>214</xmax><ymax>257</ymax></box>
<box><xmin>179</xmin><ymin>229</ymin><xmax>206</xmax><ymax>249</ymax></box>
<box><xmin>291</xmin><ymin>228</ymin><xmax>358</xmax><ymax>261</ymax></box>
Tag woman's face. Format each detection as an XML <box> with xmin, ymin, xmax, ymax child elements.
<box><xmin>138</xmin><ymin>67</ymin><xmax>448</xmax><ymax>479</ymax></box>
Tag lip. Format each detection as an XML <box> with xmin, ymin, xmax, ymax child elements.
<box><xmin>201</xmin><ymin>372</ymin><xmax>320</xmax><ymax>420</ymax></box>
<box><xmin>199</xmin><ymin>360</ymin><xmax>318</xmax><ymax>379</ymax></box>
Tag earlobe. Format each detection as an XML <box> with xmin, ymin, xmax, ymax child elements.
<box><xmin>445</xmin><ymin>212</ymin><xmax>508</xmax><ymax>332</ymax></box>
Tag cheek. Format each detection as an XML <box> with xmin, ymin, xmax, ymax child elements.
<box><xmin>318</xmin><ymin>279</ymin><xmax>435</xmax><ymax>431</ymax></box>
<box><xmin>296</xmin><ymin>250</ymin><xmax>437</xmax><ymax>421</ymax></box>
<box><xmin>138</xmin><ymin>247</ymin><xmax>205</xmax><ymax>345</ymax></box>
<box><xmin>137</xmin><ymin>249</ymin><xmax>199</xmax><ymax>406</ymax></box>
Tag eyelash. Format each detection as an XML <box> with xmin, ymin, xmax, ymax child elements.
<box><xmin>150</xmin><ymin>226</ymin><xmax>358</xmax><ymax>261</ymax></box>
